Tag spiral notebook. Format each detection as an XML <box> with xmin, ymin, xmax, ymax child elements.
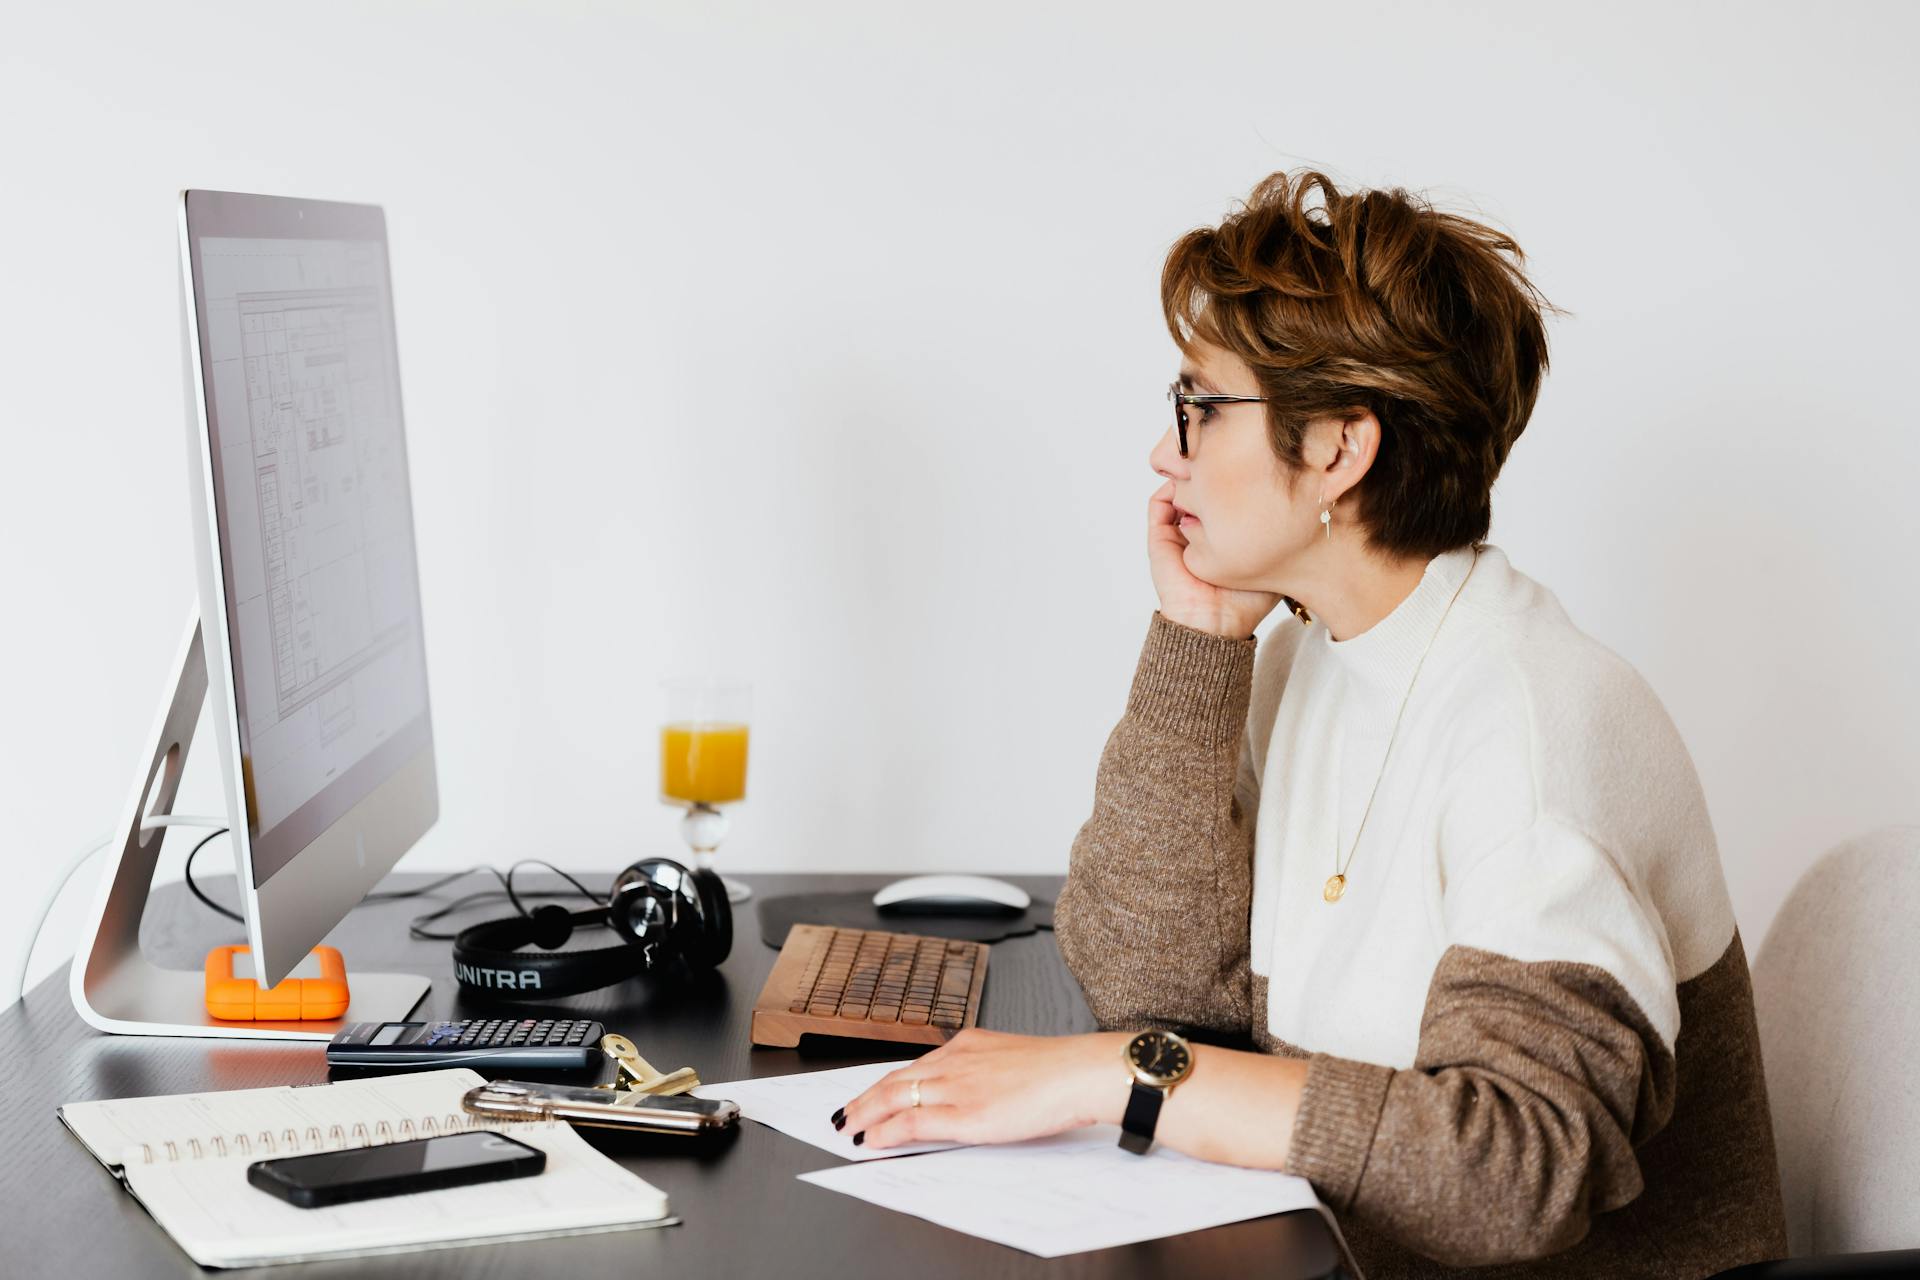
<box><xmin>58</xmin><ymin>1068</ymin><xmax>675</xmax><ymax>1269</ymax></box>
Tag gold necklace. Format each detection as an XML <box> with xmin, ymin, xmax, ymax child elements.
<box><xmin>1324</xmin><ymin>548</ymin><xmax>1479</xmax><ymax>904</ymax></box>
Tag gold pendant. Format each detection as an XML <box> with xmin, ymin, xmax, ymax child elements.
<box><xmin>1323</xmin><ymin>874</ymin><xmax>1346</xmax><ymax>903</ymax></box>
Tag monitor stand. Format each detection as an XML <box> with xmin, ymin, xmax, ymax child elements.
<box><xmin>69</xmin><ymin>613</ymin><xmax>431</xmax><ymax>1040</ymax></box>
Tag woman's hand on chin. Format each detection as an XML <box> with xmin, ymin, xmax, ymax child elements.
<box><xmin>1148</xmin><ymin>481</ymin><xmax>1280</xmax><ymax>639</ymax></box>
<box><xmin>833</xmin><ymin>1029</ymin><xmax>1131</xmax><ymax>1150</ymax></box>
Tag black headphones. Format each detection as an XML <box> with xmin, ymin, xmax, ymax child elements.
<box><xmin>451</xmin><ymin>857</ymin><xmax>731</xmax><ymax>1000</ymax></box>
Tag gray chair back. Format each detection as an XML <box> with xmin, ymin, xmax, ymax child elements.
<box><xmin>1751</xmin><ymin>825</ymin><xmax>1920</xmax><ymax>1256</ymax></box>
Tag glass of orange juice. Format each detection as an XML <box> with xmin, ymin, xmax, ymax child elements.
<box><xmin>660</xmin><ymin>677</ymin><xmax>752</xmax><ymax>903</ymax></box>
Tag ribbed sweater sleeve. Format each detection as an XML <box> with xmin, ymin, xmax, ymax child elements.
<box><xmin>1054</xmin><ymin>611</ymin><xmax>1258</xmax><ymax>1034</ymax></box>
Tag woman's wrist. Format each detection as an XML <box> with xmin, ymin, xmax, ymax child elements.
<box><xmin>1076</xmin><ymin>1031</ymin><xmax>1134</xmax><ymax>1126</ymax></box>
<box><xmin>1159</xmin><ymin>607</ymin><xmax>1252</xmax><ymax>640</ymax></box>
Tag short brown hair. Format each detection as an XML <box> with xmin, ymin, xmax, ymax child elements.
<box><xmin>1162</xmin><ymin>169</ymin><xmax>1564</xmax><ymax>560</ymax></box>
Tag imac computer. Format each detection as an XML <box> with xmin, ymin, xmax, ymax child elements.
<box><xmin>71</xmin><ymin>190</ymin><xmax>437</xmax><ymax>1039</ymax></box>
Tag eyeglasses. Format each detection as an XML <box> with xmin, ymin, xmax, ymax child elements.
<box><xmin>1167</xmin><ymin>382</ymin><xmax>1273</xmax><ymax>458</ymax></box>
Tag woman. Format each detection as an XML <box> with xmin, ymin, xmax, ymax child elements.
<box><xmin>837</xmin><ymin>170</ymin><xmax>1788</xmax><ymax>1277</ymax></box>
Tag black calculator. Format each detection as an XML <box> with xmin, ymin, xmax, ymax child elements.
<box><xmin>327</xmin><ymin>1018</ymin><xmax>606</xmax><ymax>1070</ymax></box>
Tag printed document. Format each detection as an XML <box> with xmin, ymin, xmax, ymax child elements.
<box><xmin>694</xmin><ymin>1060</ymin><xmax>962</xmax><ymax>1161</ymax></box>
<box><xmin>800</xmin><ymin>1124</ymin><xmax>1350</xmax><ymax>1262</ymax></box>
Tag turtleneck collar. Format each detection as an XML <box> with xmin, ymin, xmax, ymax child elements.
<box><xmin>1319</xmin><ymin>543</ymin><xmax>1481</xmax><ymax>701</ymax></box>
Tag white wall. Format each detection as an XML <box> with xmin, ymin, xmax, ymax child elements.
<box><xmin>5</xmin><ymin>0</ymin><xmax>1916</xmax><ymax>1001</ymax></box>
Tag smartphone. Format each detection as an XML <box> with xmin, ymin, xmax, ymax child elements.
<box><xmin>247</xmin><ymin>1130</ymin><xmax>546</xmax><ymax>1208</ymax></box>
<box><xmin>464</xmin><ymin>1080</ymin><xmax>740</xmax><ymax>1134</ymax></box>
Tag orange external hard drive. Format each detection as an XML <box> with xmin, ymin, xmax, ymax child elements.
<box><xmin>204</xmin><ymin>945</ymin><xmax>350</xmax><ymax>1021</ymax></box>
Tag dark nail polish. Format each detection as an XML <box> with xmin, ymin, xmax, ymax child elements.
<box><xmin>852</xmin><ymin>1131</ymin><xmax>865</xmax><ymax>1146</ymax></box>
<box><xmin>831</xmin><ymin>1107</ymin><xmax>845</xmax><ymax>1128</ymax></box>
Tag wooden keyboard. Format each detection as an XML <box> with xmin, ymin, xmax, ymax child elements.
<box><xmin>750</xmin><ymin>924</ymin><xmax>989</xmax><ymax>1048</ymax></box>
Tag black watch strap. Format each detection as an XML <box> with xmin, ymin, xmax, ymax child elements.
<box><xmin>1119</xmin><ymin>1079</ymin><xmax>1166</xmax><ymax>1155</ymax></box>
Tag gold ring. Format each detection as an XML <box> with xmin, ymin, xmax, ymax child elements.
<box><xmin>909</xmin><ymin>1079</ymin><xmax>922</xmax><ymax>1109</ymax></box>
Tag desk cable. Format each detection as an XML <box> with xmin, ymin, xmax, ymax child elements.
<box><xmin>178</xmin><ymin>830</ymin><xmax>605</xmax><ymax>941</ymax></box>
<box><xmin>10</xmin><ymin>815</ymin><xmax>231</xmax><ymax>1007</ymax></box>
<box><xmin>12</xmin><ymin>815</ymin><xmax>234</xmax><ymax>1006</ymax></box>
<box><xmin>12</xmin><ymin>832</ymin><xmax>111</xmax><ymax>1008</ymax></box>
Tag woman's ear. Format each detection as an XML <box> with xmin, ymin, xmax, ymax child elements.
<box><xmin>1315</xmin><ymin>411</ymin><xmax>1380</xmax><ymax>498</ymax></box>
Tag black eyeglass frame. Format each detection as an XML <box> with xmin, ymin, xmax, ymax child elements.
<box><xmin>1167</xmin><ymin>382</ymin><xmax>1273</xmax><ymax>458</ymax></box>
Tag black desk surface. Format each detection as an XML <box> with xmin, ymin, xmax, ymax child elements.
<box><xmin>1</xmin><ymin>871</ymin><xmax>1342</xmax><ymax>1279</ymax></box>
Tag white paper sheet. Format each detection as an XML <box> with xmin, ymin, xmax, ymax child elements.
<box><xmin>692</xmin><ymin>1061</ymin><xmax>963</xmax><ymax>1161</ymax></box>
<box><xmin>797</xmin><ymin>1124</ymin><xmax>1337</xmax><ymax>1259</ymax></box>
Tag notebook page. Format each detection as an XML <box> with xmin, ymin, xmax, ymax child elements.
<box><xmin>124</xmin><ymin>1111</ymin><xmax>671</xmax><ymax>1268</ymax></box>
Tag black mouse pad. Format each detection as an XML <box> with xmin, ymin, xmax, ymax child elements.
<box><xmin>755</xmin><ymin>891</ymin><xmax>1055</xmax><ymax>950</ymax></box>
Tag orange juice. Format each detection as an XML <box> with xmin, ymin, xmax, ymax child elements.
<box><xmin>660</xmin><ymin>722</ymin><xmax>749</xmax><ymax>805</ymax></box>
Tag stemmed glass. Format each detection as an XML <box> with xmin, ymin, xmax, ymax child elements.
<box><xmin>659</xmin><ymin>677</ymin><xmax>753</xmax><ymax>904</ymax></box>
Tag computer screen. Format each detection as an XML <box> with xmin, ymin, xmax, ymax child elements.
<box><xmin>189</xmin><ymin>219</ymin><xmax>432</xmax><ymax>887</ymax></box>
<box><xmin>174</xmin><ymin>191</ymin><xmax>438</xmax><ymax>989</ymax></box>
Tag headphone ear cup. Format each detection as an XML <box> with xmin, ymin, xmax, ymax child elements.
<box><xmin>528</xmin><ymin>903</ymin><xmax>576</xmax><ymax>951</ymax></box>
<box><xmin>606</xmin><ymin>881</ymin><xmax>648</xmax><ymax>946</ymax></box>
<box><xmin>688</xmin><ymin>867</ymin><xmax>733</xmax><ymax>969</ymax></box>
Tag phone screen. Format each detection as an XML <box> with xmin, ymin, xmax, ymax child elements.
<box><xmin>257</xmin><ymin>1131</ymin><xmax>540</xmax><ymax>1192</ymax></box>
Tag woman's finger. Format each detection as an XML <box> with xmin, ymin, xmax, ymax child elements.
<box><xmin>840</xmin><ymin>1068</ymin><xmax>931</xmax><ymax>1134</ymax></box>
<box><xmin>858</xmin><ymin>1103</ymin><xmax>967</xmax><ymax>1150</ymax></box>
<box><xmin>836</xmin><ymin>1066</ymin><xmax>909</xmax><ymax>1129</ymax></box>
<box><xmin>1148</xmin><ymin>480</ymin><xmax>1178</xmax><ymax>525</ymax></box>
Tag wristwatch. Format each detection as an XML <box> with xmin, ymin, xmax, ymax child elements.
<box><xmin>1118</xmin><ymin>1029</ymin><xmax>1194</xmax><ymax>1154</ymax></box>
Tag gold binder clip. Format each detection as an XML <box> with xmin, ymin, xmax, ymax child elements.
<box><xmin>597</xmin><ymin>1033</ymin><xmax>701</xmax><ymax>1096</ymax></box>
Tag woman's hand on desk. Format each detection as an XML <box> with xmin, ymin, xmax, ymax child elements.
<box><xmin>836</xmin><ymin>1029</ymin><xmax>1131</xmax><ymax>1149</ymax></box>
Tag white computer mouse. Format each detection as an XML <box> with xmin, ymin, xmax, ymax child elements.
<box><xmin>872</xmin><ymin>874</ymin><xmax>1032</xmax><ymax>916</ymax></box>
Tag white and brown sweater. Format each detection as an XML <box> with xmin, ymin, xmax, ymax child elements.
<box><xmin>1055</xmin><ymin>543</ymin><xmax>1788</xmax><ymax>1278</ymax></box>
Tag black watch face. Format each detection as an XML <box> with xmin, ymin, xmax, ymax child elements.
<box><xmin>1128</xmin><ymin>1031</ymin><xmax>1191</xmax><ymax>1082</ymax></box>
